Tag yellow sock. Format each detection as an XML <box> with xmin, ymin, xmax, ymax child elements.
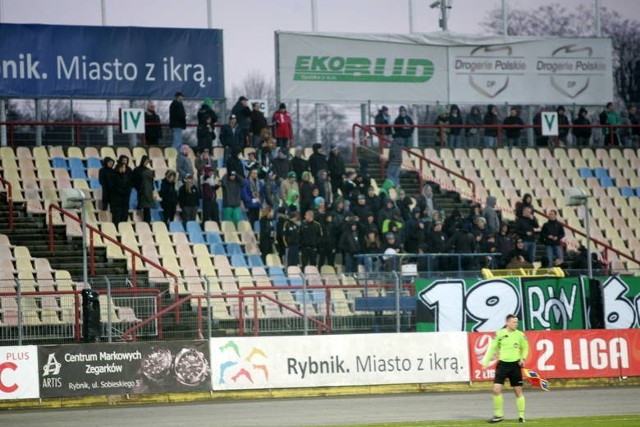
<box><xmin>516</xmin><ymin>396</ymin><xmax>525</xmax><ymax>418</ymax></box>
<box><xmin>493</xmin><ymin>394</ymin><xmax>504</xmax><ymax>417</ymax></box>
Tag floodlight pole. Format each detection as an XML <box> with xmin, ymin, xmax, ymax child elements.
<box><xmin>585</xmin><ymin>198</ymin><xmax>593</xmax><ymax>278</ymax></box>
<box><xmin>80</xmin><ymin>195</ymin><xmax>89</xmax><ymax>288</ymax></box>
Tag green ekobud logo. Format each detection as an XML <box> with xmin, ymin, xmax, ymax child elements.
<box><xmin>294</xmin><ymin>56</ymin><xmax>434</xmax><ymax>83</ymax></box>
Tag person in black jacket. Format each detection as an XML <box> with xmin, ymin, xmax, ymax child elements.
<box><xmin>201</xmin><ymin>166</ymin><xmax>220</xmax><ymax>225</ymax></box>
<box><xmin>169</xmin><ymin>91</ymin><xmax>186</xmax><ymax>150</ymax></box>
<box><xmin>220</xmin><ymin>115</ymin><xmax>244</xmax><ymax>164</ymax></box>
<box><xmin>144</xmin><ymin>103</ymin><xmax>162</xmax><ymax>146</ymax></box>
<box><xmin>226</xmin><ymin>148</ymin><xmax>245</xmax><ymax>178</ymax></box>
<box><xmin>197</xmin><ymin>98</ymin><xmax>218</xmax><ymax>127</ymax></box>
<box><xmin>299</xmin><ymin>210</ymin><xmax>322</xmax><ymax>267</ymax></box>
<box><xmin>483</xmin><ymin>104</ymin><xmax>500</xmax><ymax>148</ymax></box>
<box><xmin>393</xmin><ymin>106</ymin><xmax>414</xmax><ymax>147</ymax></box>
<box><xmin>514</xmin><ymin>206</ymin><xmax>539</xmax><ymax>264</ymax></box>
<box><xmin>556</xmin><ymin>105</ymin><xmax>570</xmax><ymax>146</ymax></box>
<box><xmin>426</xmin><ymin>220</ymin><xmax>447</xmax><ymax>271</ymax></box>
<box><xmin>308</xmin><ymin>143</ymin><xmax>327</xmax><ymax>178</ymax></box>
<box><xmin>197</xmin><ymin>114</ymin><xmax>216</xmax><ymax>154</ymax></box>
<box><xmin>327</xmin><ymin>145</ymin><xmax>346</xmax><ymax>198</ymax></box>
<box><xmin>291</xmin><ymin>147</ymin><xmax>310</xmax><ymax>181</ymax></box>
<box><xmin>572</xmin><ymin>107</ymin><xmax>592</xmax><ymax>147</ymax></box>
<box><xmin>374</xmin><ymin>106</ymin><xmax>392</xmax><ymax>141</ymax></box>
<box><xmin>250</xmin><ymin>102</ymin><xmax>268</xmax><ymax>148</ymax></box>
<box><xmin>339</xmin><ymin>221</ymin><xmax>361</xmax><ymax>273</ymax></box>
<box><xmin>108</xmin><ymin>161</ymin><xmax>132</xmax><ymax>225</ymax></box>
<box><xmin>231</xmin><ymin>96</ymin><xmax>252</xmax><ymax>143</ymax></box>
<box><xmin>283</xmin><ymin>210</ymin><xmax>301</xmax><ymax>267</ymax></box>
<box><xmin>540</xmin><ymin>209</ymin><xmax>565</xmax><ymax>267</ymax></box>
<box><xmin>132</xmin><ymin>155</ymin><xmax>155</xmax><ymax>223</ymax></box>
<box><xmin>159</xmin><ymin>170</ymin><xmax>178</xmax><ymax>225</ymax></box>
<box><xmin>259</xmin><ymin>207</ymin><xmax>274</xmax><ymax>262</ymax></box>
<box><xmin>318</xmin><ymin>211</ymin><xmax>339</xmax><ymax>267</ymax></box>
<box><xmin>447</xmin><ymin>222</ymin><xmax>477</xmax><ymax>271</ymax></box>
<box><xmin>448</xmin><ymin>104</ymin><xmax>464</xmax><ymax>147</ymax></box>
<box><xmin>503</xmin><ymin>106</ymin><xmax>524</xmax><ymax>147</ymax></box>
<box><xmin>178</xmin><ymin>174</ymin><xmax>200</xmax><ymax>225</ymax></box>
<box><xmin>98</xmin><ymin>156</ymin><xmax>115</xmax><ymax>211</ymax></box>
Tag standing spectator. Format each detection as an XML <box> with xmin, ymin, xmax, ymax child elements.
<box><xmin>197</xmin><ymin>98</ymin><xmax>218</xmax><ymax>127</ymax></box>
<box><xmin>178</xmin><ymin>174</ymin><xmax>200</xmax><ymax>224</ymax></box>
<box><xmin>339</xmin><ymin>221</ymin><xmax>361</xmax><ymax>273</ymax></box>
<box><xmin>169</xmin><ymin>91</ymin><xmax>186</xmax><ymax>150</ymax></box>
<box><xmin>425</xmin><ymin>220</ymin><xmax>447</xmax><ymax>271</ymax></box>
<box><xmin>434</xmin><ymin>106</ymin><xmax>450</xmax><ymax>146</ymax></box>
<box><xmin>540</xmin><ymin>209</ymin><xmax>565</xmax><ymax>267</ymax></box>
<box><xmin>299</xmin><ymin>210</ymin><xmax>322</xmax><ymax>267</ymax></box>
<box><xmin>318</xmin><ymin>211</ymin><xmax>338</xmax><ymax>267</ymax></box>
<box><xmin>291</xmin><ymin>147</ymin><xmax>310</xmax><ymax>181</ymax></box>
<box><xmin>272</xmin><ymin>149</ymin><xmax>292</xmax><ymax>182</ymax></box>
<box><xmin>483</xmin><ymin>104</ymin><xmax>500</xmax><ymax>147</ymax></box>
<box><xmin>572</xmin><ymin>107</ymin><xmax>592</xmax><ymax>147</ymax></box>
<box><xmin>299</xmin><ymin>171</ymin><xmax>315</xmax><ymax>214</ymax></box>
<box><xmin>620</xmin><ymin>110</ymin><xmax>633</xmax><ymax>146</ymax></box>
<box><xmin>241</xmin><ymin>167</ymin><xmax>263</xmax><ymax>225</ymax></box>
<box><xmin>495</xmin><ymin>222</ymin><xmax>515</xmax><ymax>268</ymax></box>
<box><xmin>315</xmin><ymin>170</ymin><xmax>333</xmax><ymax>208</ymax></box>
<box><xmin>231</xmin><ymin>96</ymin><xmax>252</xmax><ymax>144</ymax></box>
<box><xmin>117</xmin><ymin>155</ymin><xmax>133</xmax><ymax>174</ymax></box>
<box><xmin>556</xmin><ymin>106</ymin><xmax>570</xmax><ymax>146</ymax></box>
<box><xmin>507</xmin><ymin>239</ymin><xmax>533</xmax><ymax>266</ymax></box>
<box><xmin>404</xmin><ymin>208</ymin><xmax>427</xmax><ymax>254</ymax></box>
<box><xmin>226</xmin><ymin>148</ymin><xmax>245</xmax><ymax>178</ymax></box>
<box><xmin>220</xmin><ymin>115</ymin><xmax>244</xmax><ymax>164</ymax></box>
<box><xmin>242</xmin><ymin>151</ymin><xmax>259</xmax><ymax>177</ymax></box>
<box><xmin>503</xmin><ymin>107</ymin><xmax>524</xmax><ymax>147</ymax></box>
<box><xmin>327</xmin><ymin>145</ymin><xmax>346</xmax><ymax>199</ymax></box>
<box><xmin>599</xmin><ymin>102</ymin><xmax>620</xmax><ymax>146</ymax></box>
<box><xmin>386</xmin><ymin>137</ymin><xmax>403</xmax><ymax>186</ymax></box>
<box><xmin>393</xmin><ymin>106</ymin><xmax>414</xmax><ymax>148</ymax></box>
<box><xmin>447</xmin><ymin>222</ymin><xmax>477</xmax><ymax>271</ymax></box>
<box><xmin>417</xmin><ymin>184</ymin><xmax>438</xmax><ymax>219</ymax></box>
<box><xmin>98</xmin><ymin>156</ymin><xmax>115</xmax><ymax>211</ymax></box>
<box><xmin>374</xmin><ymin>106</ymin><xmax>392</xmax><ymax>145</ymax></box>
<box><xmin>144</xmin><ymin>102</ymin><xmax>162</xmax><ymax>146</ymax></box>
<box><xmin>197</xmin><ymin>114</ymin><xmax>216</xmax><ymax>154</ymax></box>
<box><xmin>627</xmin><ymin>104</ymin><xmax>640</xmax><ymax>146</ymax></box>
<box><xmin>381</xmin><ymin>232</ymin><xmax>402</xmax><ymax>273</ymax></box>
<box><xmin>482</xmin><ymin>196</ymin><xmax>500</xmax><ymax>235</ymax></box>
<box><xmin>533</xmin><ymin>105</ymin><xmax>549</xmax><ymax>147</ymax></box>
<box><xmin>362</xmin><ymin>230</ymin><xmax>382</xmax><ymax>272</ymax></box>
<box><xmin>279</xmin><ymin>171</ymin><xmax>299</xmax><ymax>206</ymax></box>
<box><xmin>250</xmin><ymin>102</ymin><xmax>268</xmax><ymax>148</ymax></box>
<box><xmin>515</xmin><ymin>193</ymin><xmax>534</xmax><ymax>219</ymax></box>
<box><xmin>132</xmin><ymin>156</ymin><xmax>155</xmax><ymax>223</ymax></box>
<box><xmin>283</xmin><ymin>211</ymin><xmax>301</xmax><ymax>267</ymax></box>
<box><xmin>285</xmin><ymin>189</ymin><xmax>300</xmax><ymax>212</ymax></box>
<box><xmin>220</xmin><ymin>171</ymin><xmax>245</xmax><ymax>226</ymax></box>
<box><xmin>465</xmin><ymin>105</ymin><xmax>483</xmax><ymax>147</ymax></box>
<box><xmin>201</xmin><ymin>166</ymin><xmax>220</xmax><ymax>225</ymax></box>
<box><xmin>176</xmin><ymin>144</ymin><xmax>194</xmax><ymax>182</ymax></box>
<box><xmin>108</xmin><ymin>161</ymin><xmax>133</xmax><ymax>225</ymax></box>
<box><xmin>195</xmin><ymin>149</ymin><xmax>215</xmax><ymax>187</ymax></box>
<box><xmin>308</xmin><ymin>143</ymin><xmax>327</xmax><ymax>178</ymax></box>
<box><xmin>449</xmin><ymin>104</ymin><xmax>464</xmax><ymax>147</ymax></box>
<box><xmin>259</xmin><ymin>207</ymin><xmax>274</xmax><ymax>262</ymax></box>
<box><xmin>272</xmin><ymin>102</ymin><xmax>294</xmax><ymax>150</ymax></box>
<box><xmin>159</xmin><ymin>170</ymin><xmax>178</xmax><ymax>225</ymax></box>
<box><xmin>514</xmin><ymin>206</ymin><xmax>539</xmax><ymax>264</ymax></box>
<box><xmin>262</xmin><ymin>170</ymin><xmax>278</xmax><ymax>208</ymax></box>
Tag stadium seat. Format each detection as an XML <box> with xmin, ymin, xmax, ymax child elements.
<box><xmin>169</xmin><ymin>221</ymin><xmax>185</xmax><ymax>233</ymax></box>
<box><xmin>226</xmin><ymin>243</ymin><xmax>243</xmax><ymax>255</ymax></box>
<box><xmin>578</xmin><ymin>167</ymin><xmax>593</xmax><ymax>178</ymax></box>
<box><xmin>599</xmin><ymin>177</ymin><xmax>615</xmax><ymax>188</ymax></box>
<box><xmin>51</xmin><ymin>157</ymin><xmax>67</xmax><ymax>169</ymax></box>
<box><xmin>620</xmin><ymin>187</ymin><xmax>635</xmax><ymax>197</ymax></box>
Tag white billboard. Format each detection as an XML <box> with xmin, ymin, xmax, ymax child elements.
<box><xmin>210</xmin><ymin>332</ymin><xmax>469</xmax><ymax>390</ymax></box>
<box><xmin>0</xmin><ymin>346</ymin><xmax>40</xmax><ymax>400</ymax></box>
<box><xmin>276</xmin><ymin>32</ymin><xmax>613</xmax><ymax>105</ymax></box>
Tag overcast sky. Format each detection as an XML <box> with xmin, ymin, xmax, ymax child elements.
<box><xmin>2</xmin><ymin>0</ymin><xmax>639</xmax><ymax>97</ymax></box>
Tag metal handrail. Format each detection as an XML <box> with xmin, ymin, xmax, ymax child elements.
<box><xmin>0</xmin><ymin>177</ymin><xmax>14</xmax><ymax>230</ymax></box>
<box><xmin>533</xmin><ymin>208</ymin><xmax>640</xmax><ymax>268</ymax></box>
<box><xmin>47</xmin><ymin>204</ymin><xmax>179</xmax><ymax>289</ymax></box>
<box><xmin>351</xmin><ymin>123</ymin><xmax>477</xmax><ymax>200</ymax></box>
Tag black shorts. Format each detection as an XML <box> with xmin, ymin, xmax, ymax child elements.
<box><xmin>494</xmin><ymin>361</ymin><xmax>523</xmax><ymax>387</ymax></box>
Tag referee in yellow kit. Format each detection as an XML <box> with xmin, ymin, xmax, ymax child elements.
<box><xmin>482</xmin><ymin>314</ymin><xmax>529</xmax><ymax>423</ymax></box>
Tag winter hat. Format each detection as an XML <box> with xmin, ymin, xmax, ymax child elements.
<box><xmin>279</xmin><ymin>103</ymin><xmax>286</xmax><ymax>110</ymax></box>
<box><xmin>203</xmin><ymin>98</ymin><xmax>213</xmax><ymax>107</ymax></box>
<box><xmin>314</xmin><ymin>197</ymin><xmax>325</xmax><ymax>208</ymax></box>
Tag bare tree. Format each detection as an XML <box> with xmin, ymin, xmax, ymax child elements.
<box><xmin>482</xmin><ymin>4</ymin><xmax>640</xmax><ymax>103</ymax></box>
<box><xmin>299</xmin><ymin>104</ymin><xmax>350</xmax><ymax>149</ymax></box>
<box><xmin>230</xmin><ymin>70</ymin><xmax>276</xmax><ymax>106</ymax></box>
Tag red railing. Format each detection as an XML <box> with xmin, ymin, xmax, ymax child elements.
<box><xmin>533</xmin><ymin>208</ymin><xmax>640</xmax><ymax>268</ymax></box>
<box><xmin>352</xmin><ymin>123</ymin><xmax>477</xmax><ymax>200</ymax></box>
<box><xmin>0</xmin><ymin>177</ymin><xmax>14</xmax><ymax>230</ymax></box>
<box><xmin>47</xmin><ymin>204</ymin><xmax>179</xmax><ymax>291</ymax></box>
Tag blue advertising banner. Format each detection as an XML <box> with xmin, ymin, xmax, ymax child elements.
<box><xmin>0</xmin><ymin>24</ymin><xmax>224</xmax><ymax>99</ymax></box>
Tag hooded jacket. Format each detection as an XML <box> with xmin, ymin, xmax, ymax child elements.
<box><xmin>449</xmin><ymin>104</ymin><xmax>463</xmax><ymax>135</ymax></box>
<box><xmin>484</xmin><ymin>104</ymin><xmax>500</xmax><ymax>137</ymax></box>
<box><xmin>482</xmin><ymin>196</ymin><xmax>500</xmax><ymax>235</ymax></box>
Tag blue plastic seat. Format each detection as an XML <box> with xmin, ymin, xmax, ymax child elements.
<box><xmin>129</xmin><ymin>189</ymin><xmax>137</xmax><ymax>210</ymax></box>
<box><xmin>68</xmin><ymin>157</ymin><xmax>84</xmax><ymax>170</ymax></box>
<box><xmin>226</xmin><ymin>243</ymin><xmax>243</xmax><ymax>255</ymax></box>
<box><xmin>88</xmin><ymin>178</ymin><xmax>101</xmax><ymax>189</ymax></box>
<box><xmin>151</xmin><ymin>209</ymin><xmax>163</xmax><ymax>222</ymax></box>
<box><xmin>620</xmin><ymin>187</ymin><xmax>635</xmax><ymax>197</ymax></box>
<box><xmin>272</xmin><ymin>276</ymin><xmax>288</xmax><ymax>287</ymax></box>
<box><xmin>268</xmin><ymin>266</ymin><xmax>285</xmax><ymax>277</ymax></box>
<box><xmin>231</xmin><ymin>254</ymin><xmax>248</xmax><ymax>268</ymax></box>
<box><xmin>247</xmin><ymin>254</ymin><xmax>264</xmax><ymax>268</ymax></box>
<box><xmin>209</xmin><ymin>243</ymin><xmax>226</xmax><ymax>255</ymax></box>
<box><xmin>51</xmin><ymin>157</ymin><xmax>67</xmax><ymax>169</ymax></box>
<box><xmin>599</xmin><ymin>177</ymin><xmax>615</xmax><ymax>188</ymax></box>
<box><xmin>578</xmin><ymin>167</ymin><xmax>593</xmax><ymax>179</ymax></box>
<box><xmin>186</xmin><ymin>221</ymin><xmax>201</xmax><ymax>234</ymax></box>
<box><xmin>70</xmin><ymin>167</ymin><xmax>87</xmax><ymax>180</ymax></box>
<box><xmin>86</xmin><ymin>157</ymin><xmax>102</xmax><ymax>169</ymax></box>
<box><xmin>169</xmin><ymin>221</ymin><xmax>185</xmax><ymax>233</ymax></box>
<box><xmin>205</xmin><ymin>232</ymin><xmax>223</xmax><ymax>244</ymax></box>
<box><xmin>594</xmin><ymin>167</ymin><xmax>610</xmax><ymax>179</ymax></box>
<box><xmin>636</xmin><ymin>188</ymin><xmax>640</xmax><ymax>197</ymax></box>
<box><xmin>188</xmin><ymin>231</ymin><xmax>205</xmax><ymax>244</ymax></box>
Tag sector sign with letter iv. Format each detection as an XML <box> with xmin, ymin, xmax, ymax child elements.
<box><xmin>276</xmin><ymin>32</ymin><xmax>612</xmax><ymax>104</ymax></box>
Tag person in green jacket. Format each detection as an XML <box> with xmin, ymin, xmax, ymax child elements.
<box><xmin>482</xmin><ymin>314</ymin><xmax>529</xmax><ymax>424</ymax></box>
